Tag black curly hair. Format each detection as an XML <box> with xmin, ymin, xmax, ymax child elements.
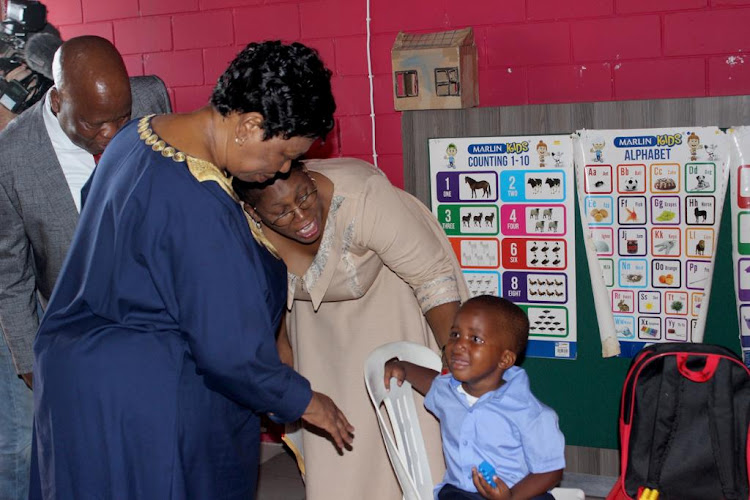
<box><xmin>211</xmin><ymin>41</ymin><xmax>336</xmax><ymax>141</ymax></box>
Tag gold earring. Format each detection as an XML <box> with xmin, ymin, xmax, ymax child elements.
<box><xmin>251</xmin><ymin>208</ymin><xmax>262</xmax><ymax>229</ymax></box>
<box><xmin>235</xmin><ymin>136</ymin><xmax>245</xmax><ymax>145</ymax></box>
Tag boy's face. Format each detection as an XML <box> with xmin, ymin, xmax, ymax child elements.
<box><xmin>444</xmin><ymin>302</ymin><xmax>516</xmax><ymax>397</ymax></box>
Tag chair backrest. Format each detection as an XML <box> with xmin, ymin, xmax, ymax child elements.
<box><xmin>364</xmin><ymin>341</ymin><xmax>442</xmax><ymax>500</ymax></box>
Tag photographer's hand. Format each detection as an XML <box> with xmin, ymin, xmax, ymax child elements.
<box><xmin>0</xmin><ymin>103</ymin><xmax>16</xmax><ymax>131</ymax></box>
<box><xmin>5</xmin><ymin>63</ymin><xmax>31</xmax><ymax>82</ymax></box>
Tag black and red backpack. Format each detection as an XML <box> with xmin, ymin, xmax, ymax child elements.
<box><xmin>607</xmin><ymin>342</ymin><xmax>750</xmax><ymax>500</ymax></box>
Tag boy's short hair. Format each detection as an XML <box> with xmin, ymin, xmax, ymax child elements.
<box><xmin>464</xmin><ymin>295</ymin><xmax>530</xmax><ymax>355</ymax></box>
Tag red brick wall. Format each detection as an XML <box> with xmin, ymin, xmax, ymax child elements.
<box><xmin>45</xmin><ymin>0</ymin><xmax>750</xmax><ymax>187</ymax></box>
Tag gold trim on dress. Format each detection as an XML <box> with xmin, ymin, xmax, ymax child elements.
<box><xmin>183</xmin><ymin>155</ymin><xmax>236</xmax><ymax>201</ymax></box>
<box><xmin>136</xmin><ymin>115</ymin><xmax>280</xmax><ymax>258</ymax></box>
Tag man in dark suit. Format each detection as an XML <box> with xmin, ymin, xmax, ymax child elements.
<box><xmin>0</xmin><ymin>35</ymin><xmax>170</xmax><ymax>500</ymax></box>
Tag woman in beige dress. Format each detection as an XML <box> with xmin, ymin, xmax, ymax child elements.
<box><xmin>234</xmin><ymin>157</ymin><xmax>468</xmax><ymax>499</ymax></box>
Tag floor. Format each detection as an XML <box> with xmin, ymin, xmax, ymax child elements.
<box><xmin>256</xmin><ymin>443</ymin><xmax>305</xmax><ymax>500</ymax></box>
<box><xmin>255</xmin><ymin>443</ymin><xmax>608</xmax><ymax>500</ymax></box>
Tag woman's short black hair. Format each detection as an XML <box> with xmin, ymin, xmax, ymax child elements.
<box><xmin>233</xmin><ymin>159</ymin><xmax>305</xmax><ymax>206</ymax></box>
<box><xmin>211</xmin><ymin>41</ymin><xmax>336</xmax><ymax>141</ymax></box>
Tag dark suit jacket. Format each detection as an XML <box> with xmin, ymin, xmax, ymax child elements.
<box><xmin>0</xmin><ymin>75</ymin><xmax>171</xmax><ymax>373</ymax></box>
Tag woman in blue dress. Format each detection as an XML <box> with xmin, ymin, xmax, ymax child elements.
<box><xmin>31</xmin><ymin>41</ymin><xmax>353</xmax><ymax>500</ymax></box>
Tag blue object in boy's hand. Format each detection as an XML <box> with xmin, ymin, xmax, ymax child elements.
<box><xmin>477</xmin><ymin>460</ymin><xmax>497</xmax><ymax>488</ymax></box>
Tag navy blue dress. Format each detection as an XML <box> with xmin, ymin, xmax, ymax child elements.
<box><xmin>31</xmin><ymin>117</ymin><xmax>312</xmax><ymax>499</ymax></box>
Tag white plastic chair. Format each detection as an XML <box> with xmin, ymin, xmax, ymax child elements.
<box><xmin>364</xmin><ymin>341</ymin><xmax>585</xmax><ymax>500</ymax></box>
<box><xmin>365</xmin><ymin>341</ymin><xmax>440</xmax><ymax>500</ymax></box>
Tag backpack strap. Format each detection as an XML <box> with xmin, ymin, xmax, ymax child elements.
<box><xmin>676</xmin><ymin>352</ymin><xmax>719</xmax><ymax>382</ymax></box>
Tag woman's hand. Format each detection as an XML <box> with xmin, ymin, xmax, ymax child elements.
<box><xmin>301</xmin><ymin>392</ymin><xmax>354</xmax><ymax>452</ymax></box>
<box><xmin>472</xmin><ymin>467</ymin><xmax>512</xmax><ymax>500</ymax></box>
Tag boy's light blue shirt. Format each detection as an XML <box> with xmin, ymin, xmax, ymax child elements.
<box><xmin>425</xmin><ymin>366</ymin><xmax>565</xmax><ymax>496</ymax></box>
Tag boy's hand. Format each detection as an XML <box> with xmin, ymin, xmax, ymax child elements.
<box><xmin>383</xmin><ymin>358</ymin><xmax>407</xmax><ymax>390</ymax></box>
<box><xmin>383</xmin><ymin>359</ymin><xmax>439</xmax><ymax>396</ymax></box>
<box><xmin>472</xmin><ymin>467</ymin><xmax>511</xmax><ymax>500</ymax></box>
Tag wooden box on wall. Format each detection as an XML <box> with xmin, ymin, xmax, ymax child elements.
<box><xmin>391</xmin><ymin>27</ymin><xmax>479</xmax><ymax>111</ymax></box>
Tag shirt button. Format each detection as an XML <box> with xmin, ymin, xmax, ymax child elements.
<box><xmin>462</xmin><ymin>440</ymin><xmax>468</xmax><ymax>446</ymax></box>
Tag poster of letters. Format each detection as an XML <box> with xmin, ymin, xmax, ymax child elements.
<box><xmin>429</xmin><ymin>135</ymin><xmax>577</xmax><ymax>360</ymax></box>
<box><xmin>729</xmin><ymin>127</ymin><xmax>750</xmax><ymax>366</ymax></box>
<box><xmin>575</xmin><ymin>127</ymin><xmax>730</xmax><ymax>358</ymax></box>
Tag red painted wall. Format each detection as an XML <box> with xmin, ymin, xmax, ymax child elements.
<box><xmin>45</xmin><ymin>0</ymin><xmax>750</xmax><ymax>187</ymax></box>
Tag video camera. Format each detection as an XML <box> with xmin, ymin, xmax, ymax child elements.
<box><xmin>0</xmin><ymin>0</ymin><xmax>55</xmax><ymax>114</ymax></box>
<box><xmin>3</xmin><ymin>0</ymin><xmax>47</xmax><ymax>39</ymax></box>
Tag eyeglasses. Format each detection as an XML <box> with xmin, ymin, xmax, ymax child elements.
<box><xmin>267</xmin><ymin>188</ymin><xmax>318</xmax><ymax>227</ymax></box>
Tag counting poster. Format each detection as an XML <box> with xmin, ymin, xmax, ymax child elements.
<box><xmin>575</xmin><ymin>127</ymin><xmax>730</xmax><ymax>358</ymax></box>
<box><xmin>428</xmin><ymin>135</ymin><xmax>578</xmax><ymax>360</ymax></box>
<box><xmin>729</xmin><ymin>128</ymin><xmax>750</xmax><ymax>366</ymax></box>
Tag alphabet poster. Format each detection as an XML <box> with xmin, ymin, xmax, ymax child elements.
<box><xmin>428</xmin><ymin>135</ymin><xmax>578</xmax><ymax>360</ymax></box>
<box><xmin>575</xmin><ymin>127</ymin><xmax>730</xmax><ymax>358</ymax></box>
<box><xmin>729</xmin><ymin>127</ymin><xmax>750</xmax><ymax>366</ymax></box>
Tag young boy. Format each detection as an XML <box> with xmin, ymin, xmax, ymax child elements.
<box><xmin>385</xmin><ymin>295</ymin><xmax>565</xmax><ymax>500</ymax></box>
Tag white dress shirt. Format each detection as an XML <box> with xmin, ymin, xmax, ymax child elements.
<box><xmin>42</xmin><ymin>91</ymin><xmax>96</xmax><ymax>212</ymax></box>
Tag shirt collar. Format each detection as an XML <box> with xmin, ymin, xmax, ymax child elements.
<box><xmin>286</xmin><ymin>194</ymin><xmax>345</xmax><ymax>311</ymax></box>
<box><xmin>449</xmin><ymin>365</ymin><xmax>522</xmax><ymax>405</ymax></box>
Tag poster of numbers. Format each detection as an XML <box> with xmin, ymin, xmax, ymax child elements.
<box><xmin>729</xmin><ymin>127</ymin><xmax>750</xmax><ymax>366</ymax></box>
<box><xmin>575</xmin><ymin>127</ymin><xmax>730</xmax><ymax>358</ymax></box>
<box><xmin>428</xmin><ymin>135</ymin><xmax>577</xmax><ymax>360</ymax></box>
